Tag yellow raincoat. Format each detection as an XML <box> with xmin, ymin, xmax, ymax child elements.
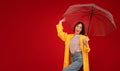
<box><xmin>56</xmin><ymin>23</ymin><xmax>91</xmax><ymax>71</ymax></box>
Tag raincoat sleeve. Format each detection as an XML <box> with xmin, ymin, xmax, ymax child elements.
<box><xmin>56</xmin><ymin>23</ymin><xmax>68</xmax><ymax>42</ymax></box>
<box><xmin>83</xmin><ymin>36</ymin><xmax>90</xmax><ymax>53</ymax></box>
<box><xmin>81</xmin><ymin>35</ymin><xmax>90</xmax><ymax>71</ymax></box>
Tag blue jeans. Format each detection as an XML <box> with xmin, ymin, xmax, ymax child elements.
<box><xmin>63</xmin><ymin>51</ymin><xmax>83</xmax><ymax>71</ymax></box>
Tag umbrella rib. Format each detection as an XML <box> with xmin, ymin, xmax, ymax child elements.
<box><xmin>64</xmin><ymin>11</ymin><xmax>91</xmax><ymax>16</ymax></box>
<box><xmin>93</xmin><ymin>15</ymin><xmax>106</xmax><ymax>35</ymax></box>
<box><xmin>94</xmin><ymin>13</ymin><xmax>116</xmax><ymax>28</ymax></box>
<box><xmin>94</xmin><ymin>15</ymin><xmax>111</xmax><ymax>26</ymax></box>
<box><xmin>93</xmin><ymin>15</ymin><xmax>116</xmax><ymax>35</ymax></box>
<box><xmin>79</xmin><ymin>13</ymin><xmax>91</xmax><ymax>18</ymax></box>
<box><xmin>76</xmin><ymin>10</ymin><xmax>91</xmax><ymax>13</ymax></box>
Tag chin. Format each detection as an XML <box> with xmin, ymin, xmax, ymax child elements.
<box><xmin>75</xmin><ymin>32</ymin><xmax>80</xmax><ymax>35</ymax></box>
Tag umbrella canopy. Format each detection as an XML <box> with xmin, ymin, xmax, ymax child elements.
<box><xmin>63</xmin><ymin>3</ymin><xmax>117</xmax><ymax>36</ymax></box>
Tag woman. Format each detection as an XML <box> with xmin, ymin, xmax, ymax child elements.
<box><xmin>56</xmin><ymin>18</ymin><xmax>90</xmax><ymax>71</ymax></box>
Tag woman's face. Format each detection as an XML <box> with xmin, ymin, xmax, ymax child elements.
<box><xmin>75</xmin><ymin>23</ymin><xmax>82</xmax><ymax>35</ymax></box>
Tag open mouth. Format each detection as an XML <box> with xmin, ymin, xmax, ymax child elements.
<box><xmin>76</xmin><ymin>30</ymin><xmax>80</xmax><ymax>32</ymax></box>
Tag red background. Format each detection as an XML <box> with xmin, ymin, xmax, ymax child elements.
<box><xmin>0</xmin><ymin>0</ymin><xmax>120</xmax><ymax>71</ymax></box>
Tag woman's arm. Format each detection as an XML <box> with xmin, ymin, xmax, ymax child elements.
<box><xmin>83</xmin><ymin>36</ymin><xmax>90</xmax><ymax>52</ymax></box>
<box><xmin>56</xmin><ymin>18</ymin><xmax>68</xmax><ymax>42</ymax></box>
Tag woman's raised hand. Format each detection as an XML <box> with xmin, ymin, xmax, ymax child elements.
<box><xmin>59</xmin><ymin>18</ymin><xmax>66</xmax><ymax>24</ymax></box>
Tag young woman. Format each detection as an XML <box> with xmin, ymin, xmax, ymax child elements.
<box><xmin>56</xmin><ymin>18</ymin><xmax>91</xmax><ymax>71</ymax></box>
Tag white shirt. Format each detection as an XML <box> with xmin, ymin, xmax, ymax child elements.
<box><xmin>69</xmin><ymin>35</ymin><xmax>81</xmax><ymax>54</ymax></box>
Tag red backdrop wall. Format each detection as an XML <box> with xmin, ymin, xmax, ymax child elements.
<box><xmin>0</xmin><ymin>0</ymin><xmax>120</xmax><ymax>71</ymax></box>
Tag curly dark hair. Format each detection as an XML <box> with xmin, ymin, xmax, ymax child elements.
<box><xmin>73</xmin><ymin>21</ymin><xmax>85</xmax><ymax>35</ymax></box>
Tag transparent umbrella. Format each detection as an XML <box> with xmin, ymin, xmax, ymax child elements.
<box><xmin>63</xmin><ymin>3</ymin><xmax>117</xmax><ymax>36</ymax></box>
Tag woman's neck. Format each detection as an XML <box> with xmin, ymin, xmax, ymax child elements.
<box><xmin>74</xmin><ymin>33</ymin><xmax>80</xmax><ymax>35</ymax></box>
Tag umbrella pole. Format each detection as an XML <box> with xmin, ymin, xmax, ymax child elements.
<box><xmin>87</xmin><ymin>6</ymin><xmax>94</xmax><ymax>36</ymax></box>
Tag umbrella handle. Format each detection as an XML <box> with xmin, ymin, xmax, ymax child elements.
<box><xmin>87</xmin><ymin>6</ymin><xmax>94</xmax><ymax>36</ymax></box>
